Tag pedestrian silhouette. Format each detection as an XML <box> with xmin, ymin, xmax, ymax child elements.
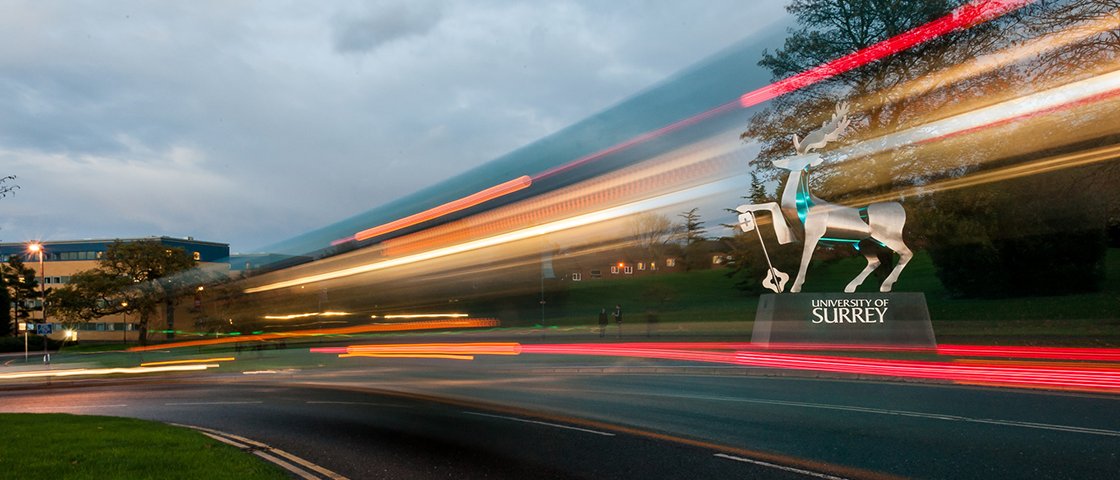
<box><xmin>598</xmin><ymin>308</ymin><xmax>608</xmax><ymax>338</ymax></box>
<box><xmin>613</xmin><ymin>304</ymin><xmax>622</xmax><ymax>338</ymax></box>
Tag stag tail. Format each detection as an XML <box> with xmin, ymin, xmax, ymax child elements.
<box><xmin>794</xmin><ymin>102</ymin><xmax>851</xmax><ymax>154</ymax></box>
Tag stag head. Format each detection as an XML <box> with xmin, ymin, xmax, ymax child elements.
<box><xmin>792</xmin><ymin>103</ymin><xmax>850</xmax><ymax>155</ymax></box>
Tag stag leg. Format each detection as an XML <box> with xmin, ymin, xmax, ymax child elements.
<box><xmin>867</xmin><ymin>202</ymin><xmax>911</xmax><ymax>292</ymax></box>
<box><xmin>790</xmin><ymin>214</ymin><xmax>826</xmax><ymax>293</ymax></box>
<box><xmin>878</xmin><ymin>236</ymin><xmax>912</xmax><ymax>292</ymax></box>
<box><xmin>845</xmin><ymin>241</ymin><xmax>880</xmax><ymax>293</ymax></box>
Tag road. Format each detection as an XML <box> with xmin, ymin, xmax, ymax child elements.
<box><xmin>2</xmin><ymin>355</ymin><xmax>1119</xmax><ymax>479</ymax></box>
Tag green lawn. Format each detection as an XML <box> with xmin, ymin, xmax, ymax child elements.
<box><xmin>0</xmin><ymin>414</ymin><xmax>286</xmax><ymax>480</ymax></box>
<box><xmin>547</xmin><ymin>249</ymin><xmax>1120</xmax><ymax>345</ymax></box>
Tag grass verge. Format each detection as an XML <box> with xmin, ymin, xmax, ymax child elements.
<box><xmin>0</xmin><ymin>414</ymin><xmax>287</xmax><ymax>480</ymax></box>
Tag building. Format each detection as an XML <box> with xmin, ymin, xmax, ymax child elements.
<box><xmin>1</xmin><ymin>236</ymin><xmax>230</xmax><ymax>342</ymax></box>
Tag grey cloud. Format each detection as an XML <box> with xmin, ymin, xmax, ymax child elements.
<box><xmin>332</xmin><ymin>3</ymin><xmax>443</xmax><ymax>54</ymax></box>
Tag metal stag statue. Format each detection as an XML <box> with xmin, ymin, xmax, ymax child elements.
<box><xmin>736</xmin><ymin>103</ymin><xmax>912</xmax><ymax>294</ymax></box>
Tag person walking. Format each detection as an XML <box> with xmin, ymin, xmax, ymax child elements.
<box><xmin>598</xmin><ymin>308</ymin><xmax>609</xmax><ymax>338</ymax></box>
<box><xmin>613</xmin><ymin>304</ymin><xmax>623</xmax><ymax>338</ymax></box>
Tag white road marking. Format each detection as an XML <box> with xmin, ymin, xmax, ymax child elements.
<box><xmin>462</xmin><ymin>411</ymin><xmax>616</xmax><ymax>436</ymax></box>
<box><xmin>305</xmin><ymin>401</ymin><xmax>411</xmax><ymax>408</ymax></box>
<box><xmin>713</xmin><ymin>453</ymin><xmax>849</xmax><ymax>480</ymax></box>
<box><xmin>164</xmin><ymin>401</ymin><xmax>263</xmax><ymax>406</ymax></box>
<box><xmin>648</xmin><ymin>392</ymin><xmax>1120</xmax><ymax>437</ymax></box>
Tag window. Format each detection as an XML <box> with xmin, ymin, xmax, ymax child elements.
<box><xmin>712</xmin><ymin>255</ymin><xmax>724</xmax><ymax>265</ymax></box>
<box><xmin>590</xmin><ymin>269</ymin><xmax>602</xmax><ymax>278</ymax></box>
<box><xmin>571</xmin><ymin>272</ymin><xmax>582</xmax><ymax>281</ymax></box>
<box><xmin>651</xmin><ymin>262</ymin><xmax>657</xmax><ymax>271</ymax></box>
<box><xmin>610</xmin><ymin>266</ymin><xmax>619</xmax><ymax>274</ymax></box>
<box><xmin>666</xmin><ymin>258</ymin><xmax>676</xmax><ymax>267</ymax></box>
<box><xmin>193</xmin><ymin>251</ymin><xmax>201</xmax><ymax>261</ymax></box>
<box><xmin>624</xmin><ymin>266</ymin><xmax>633</xmax><ymax>274</ymax></box>
<box><xmin>637</xmin><ymin>262</ymin><xmax>645</xmax><ymax>271</ymax></box>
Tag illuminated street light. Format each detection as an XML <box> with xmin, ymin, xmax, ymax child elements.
<box><xmin>121</xmin><ymin>301</ymin><xmax>129</xmax><ymax>344</ymax></box>
<box><xmin>27</xmin><ymin>242</ymin><xmax>47</xmax><ymax>364</ymax></box>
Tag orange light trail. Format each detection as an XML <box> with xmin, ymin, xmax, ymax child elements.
<box><xmin>139</xmin><ymin>357</ymin><xmax>236</xmax><ymax>367</ymax></box>
<box><xmin>126</xmin><ymin>318</ymin><xmax>499</xmax><ymax>352</ymax></box>
<box><xmin>336</xmin><ymin>175</ymin><xmax>533</xmax><ymax>245</ymax></box>
<box><xmin>312</xmin><ymin>342</ymin><xmax>521</xmax><ymax>360</ymax></box>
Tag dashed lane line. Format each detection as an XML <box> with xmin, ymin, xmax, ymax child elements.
<box><xmin>462</xmin><ymin>411</ymin><xmax>616</xmax><ymax>436</ymax></box>
<box><xmin>642</xmin><ymin>392</ymin><xmax>1120</xmax><ymax>437</ymax></box>
<box><xmin>714</xmin><ymin>453</ymin><xmax>850</xmax><ymax>480</ymax></box>
<box><xmin>305</xmin><ymin>400</ymin><xmax>412</xmax><ymax>408</ymax></box>
<box><xmin>164</xmin><ymin>401</ymin><xmax>263</xmax><ymax>406</ymax></box>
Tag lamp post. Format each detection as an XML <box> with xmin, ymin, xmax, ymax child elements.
<box><xmin>121</xmin><ymin>301</ymin><xmax>129</xmax><ymax>344</ymax></box>
<box><xmin>27</xmin><ymin>242</ymin><xmax>47</xmax><ymax>364</ymax></box>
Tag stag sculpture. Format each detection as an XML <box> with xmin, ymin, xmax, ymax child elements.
<box><xmin>736</xmin><ymin>103</ymin><xmax>912</xmax><ymax>293</ymax></box>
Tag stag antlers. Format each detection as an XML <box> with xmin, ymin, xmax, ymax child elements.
<box><xmin>792</xmin><ymin>103</ymin><xmax>850</xmax><ymax>154</ymax></box>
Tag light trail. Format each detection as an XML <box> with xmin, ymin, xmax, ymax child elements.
<box><xmin>736</xmin><ymin>0</ymin><xmax>1034</xmax><ymax>109</ymax></box>
<box><xmin>126</xmin><ymin>318</ymin><xmax>499</xmax><ymax>352</ymax></box>
<box><xmin>243</xmin><ymin>176</ymin><xmax>746</xmax><ymax>293</ymax></box>
<box><xmin>262</xmin><ymin>311</ymin><xmax>352</xmax><ymax>320</ymax></box>
<box><xmin>534</xmin><ymin>0</ymin><xmax>1031</xmax><ymax>182</ymax></box>
<box><xmin>0</xmin><ymin>364</ymin><xmax>218</xmax><ymax>380</ymax></box>
<box><xmin>833</xmin><ymin>67</ymin><xmax>1120</xmax><ymax>161</ymax></box>
<box><xmin>139</xmin><ymin>357</ymin><xmax>236</xmax><ymax>367</ymax></box>
<box><xmin>856</xmin><ymin>11</ymin><xmax>1120</xmax><ymax>114</ymax></box>
<box><xmin>371</xmin><ymin>313</ymin><xmax>470</xmax><ymax>319</ymax></box>
<box><xmin>844</xmin><ymin>143</ymin><xmax>1120</xmax><ymax>206</ymax></box>
<box><xmin>519</xmin><ymin>342</ymin><xmax>1120</xmax><ymax>392</ymax></box>
<box><xmin>313</xmin><ymin>342</ymin><xmax>522</xmax><ymax>360</ymax></box>
<box><xmin>335</xmin><ymin>175</ymin><xmax>534</xmax><ymax>245</ymax></box>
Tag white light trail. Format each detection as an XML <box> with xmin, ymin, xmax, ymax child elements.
<box><xmin>244</xmin><ymin>176</ymin><xmax>746</xmax><ymax>293</ymax></box>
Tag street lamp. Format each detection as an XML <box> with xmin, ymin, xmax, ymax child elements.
<box><xmin>121</xmin><ymin>301</ymin><xmax>129</xmax><ymax>344</ymax></box>
<box><xmin>27</xmin><ymin>242</ymin><xmax>47</xmax><ymax>364</ymax></box>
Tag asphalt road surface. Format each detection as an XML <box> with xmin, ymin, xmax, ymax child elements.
<box><xmin>2</xmin><ymin>356</ymin><xmax>1119</xmax><ymax>479</ymax></box>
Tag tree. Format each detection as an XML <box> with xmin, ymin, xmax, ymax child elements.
<box><xmin>0</xmin><ymin>175</ymin><xmax>17</xmax><ymax>200</ymax></box>
<box><xmin>678</xmin><ymin>208</ymin><xmax>707</xmax><ymax>245</ymax></box>
<box><xmin>49</xmin><ymin>270</ymin><xmax>130</xmax><ymax>325</ymax></box>
<box><xmin>0</xmin><ymin>277</ymin><xmax>11</xmax><ymax>336</ymax></box>
<box><xmin>748</xmin><ymin>171</ymin><xmax>768</xmax><ymax>204</ymax></box>
<box><xmin>3</xmin><ymin>256</ymin><xmax>41</xmax><ymax>324</ymax></box>
<box><xmin>57</xmin><ymin>241</ymin><xmax>198</xmax><ymax>345</ymax></box>
<box><xmin>631</xmin><ymin>213</ymin><xmax>678</xmax><ymax>262</ymax></box>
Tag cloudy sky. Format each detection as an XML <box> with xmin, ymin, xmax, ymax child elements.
<box><xmin>0</xmin><ymin>0</ymin><xmax>789</xmax><ymax>253</ymax></box>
